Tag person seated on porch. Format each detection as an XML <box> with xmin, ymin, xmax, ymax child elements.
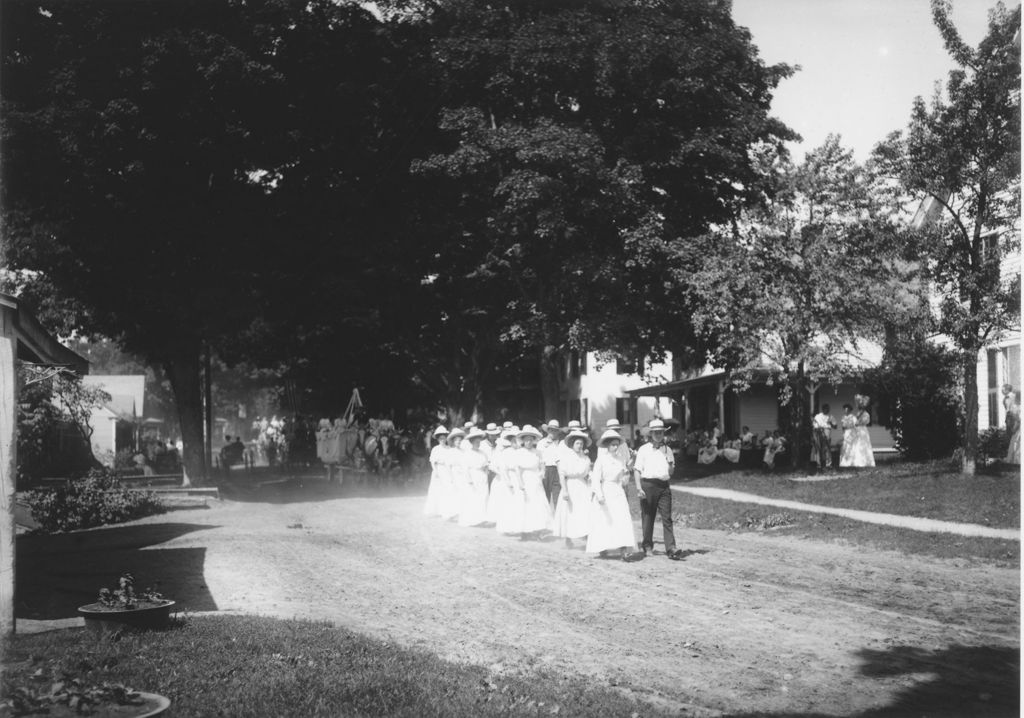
<box><xmin>762</xmin><ymin>430</ymin><xmax>786</xmax><ymax>470</ymax></box>
<box><xmin>739</xmin><ymin>426</ymin><xmax>755</xmax><ymax>449</ymax></box>
<box><xmin>697</xmin><ymin>433</ymin><xmax>719</xmax><ymax>464</ymax></box>
<box><xmin>709</xmin><ymin>419</ymin><xmax>723</xmax><ymax>448</ymax></box>
<box><xmin>720</xmin><ymin>436</ymin><xmax>741</xmax><ymax>464</ymax></box>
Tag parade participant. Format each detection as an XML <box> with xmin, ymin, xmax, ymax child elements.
<box><xmin>438</xmin><ymin>428</ymin><xmax>465</xmax><ymax>521</ymax></box>
<box><xmin>846</xmin><ymin>395</ymin><xmax>875</xmax><ymax>468</ymax></box>
<box><xmin>839</xmin><ymin>405</ymin><xmax>856</xmax><ymax>467</ymax></box>
<box><xmin>423</xmin><ymin>426</ymin><xmax>449</xmax><ymax>517</ymax></box>
<box><xmin>485</xmin><ymin>426</ymin><xmax>511</xmax><ymax>526</ymax></box>
<box><xmin>553</xmin><ymin>429</ymin><xmax>593</xmax><ymax>549</ymax></box>
<box><xmin>508</xmin><ymin>425</ymin><xmax>552</xmax><ymax>539</ymax></box>
<box><xmin>494</xmin><ymin>426</ymin><xmax>523</xmax><ymax>534</ymax></box>
<box><xmin>601</xmin><ymin>418</ymin><xmax>634</xmax><ymax>467</ymax></box>
<box><xmin>458</xmin><ymin>428</ymin><xmax>491</xmax><ymax>527</ymax></box>
<box><xmin>586</xmin><ymin>429</ymin><xmax>642</xmax><ymax>561</ymax></box>
<box><xmin>633</xmin><ymin>419</ymin><xmax>683</xmax><ymax>560</ymax></box>
<box><xmin>537</xmin><ymin>420</ymin><xmax>565</xmax><ymax>506</ymax></box>
<box><xmin>811</xmin><ymin>404</ymin><xmax>837</xmax><ymax>471</ymax></box>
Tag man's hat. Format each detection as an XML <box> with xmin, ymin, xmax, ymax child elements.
<box><xmin>598</xmin><ymin>429</ymin><xmax>623</xmax><ymax>446</ymax></box>
<box><xmin>566</xmin><ymin>420</ymin><xmax>583</xmax><ymax>431</ymax></box>
<box><xmin>544</xmin><ymin>420</ymin><xmax>563</xmax><ymax>433</ymax></box>
<box><xmin>485</xmin><ymin>422</ymin><xmax>501</xmax><ymax>435</ymax></box>
<box><xmin>605</xmin><ymin>418</ymin><xmax>623</xmax><ymax>429</ymax></box>
<box><xmin>649</xmin><ymin>419</ymin><xmax>666</xmax><ymax>432</ymax></box>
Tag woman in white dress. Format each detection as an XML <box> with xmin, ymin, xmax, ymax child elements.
<box><xmin>486</xmin><ymin>427</ymin><xmax>512</xmax><ymax>525</ymax></box>
<box><xmin>586</xmin><ymin>429</ymin><xmax>642</xmax><ymax>561</ymax></box>
<box><xmin>846</xmin><ymin>394</ymin><xmax>875</xmax><ymax>468</ymax></box>
<box><xmin>423</xmin><ymin>425</ymin><xmax>449</xmax><ymax>516</ymax></box>
<box><xmin>507</xmin><ymin>425</ymin><xmax>552</xmax><ymax>539</ymax></box>
<box><xmin>438</xmin><ymin>428</ymin><xmax>465</xmax><ymax>520</ymax></box>
<box><xmin>458</xmin><ymin>428</ymin><xmax>491</xmax><ymax>527</ymax></box>
<box><xmin>494</xmin><ymin>427</ymin><xmax>522</xmax><ymax>534</ymax></box>
<box><xmin>1003</xmin><ymin>386</ymin><xmax>1020</xmax><ymax>465</ymax></box>
<box><xmin>553</xmin><ymin>429</ymin><xmax>593</xmax><ymax>549</ymax></box>
<box><xmin>838</xmin><ymin>404</ymin><xmax>856</xmax><ymax>467</ymax></box>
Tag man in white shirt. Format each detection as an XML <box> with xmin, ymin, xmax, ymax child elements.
<box><xmin>811</xmin><ymin>405</ymin><xmax>836</xmax><ymax>472</ymax></box>
<box><xmin>633</xmin><ymin>419</ymin><xmax>683</xmax><ymax>560</ymax></box>
<box><xmin>537</xmin><ymin>419</ymin><xmax>564</xmax><ymax>506</ymax></box>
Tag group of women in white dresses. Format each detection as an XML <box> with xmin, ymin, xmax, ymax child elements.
<box><xmin>839</xmin><ymin>394</ymin><xmax>875</xmax><ymax>468</ymax></box>
<box><xmin>423</xmin><ymin>423</ymin><xmax>642</xmax><ymax>561</ymax></box>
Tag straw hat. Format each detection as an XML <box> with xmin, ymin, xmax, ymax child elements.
<box><xmin>432</xmin><ymin>426</ymin><xmax>449</xmax><ymax>437</ymax></box>
<box><xmin>485</xmin><ymin>422</ymin><xmax>501</xmax><ymax>435</ymax></box>
<box><xmin>447</xmin><ymin>428</ymin><xmax>466</xmax><ymax>442</ymax></box>
<box><xmin>566</xmin><ymin>420</ymin><xmax>583</xmax><ymax>432</ymax></box>
<box><xmin>598</xmin><ymin>429</ymin><xmax>623</xmax><ymax>446</ymax></box>
<box><xmin>564</xmin><ymin>429</ymin><xmax>591</xmax><ymax>447</ymax></box>
<box><xmin>605</xmin><ymin>418</ymin><xmax>623</xmax><ymax>429</ymax></box>
<box><xmin>648</xmin><ymin>418</ymin><xmax>666</xmax><ymax>432</ymax></box>
<box><xmin>519</xmin><ymin>424</ymin><xmax>543</xmax><ymax>440</ymax></box>
<box><xmin>543</xmin><ymin>420</ymin><xmax>563</xmax><ymax>433</ymax></box>
<box><xmin>466</xmin><ymin>427</ymin><xmax>487</xmax><ymax>441</ymax></box>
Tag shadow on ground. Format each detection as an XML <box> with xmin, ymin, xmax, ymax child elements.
<box><xmin>719</xmin><ymin>643</ymin><xmax>1020</xmax><ymax>718</ymax></box>
<box><xmin>217</xmin><ymin>472</ymin><xmax>428</xmax><ymax>505</ymax></box>
<box><xmin>16</xmin><ymin>522</ymin><xmax>219</xmax><ymax>620</ymax></box>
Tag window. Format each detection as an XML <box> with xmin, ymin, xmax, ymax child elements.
<box><xmin>580</xmin><ymin>353</ymin><xmax>588</xmax><ymax>376</ymax></box>
<box><xmin>582</xmin><ymin>398</ymin><xmax>589</xmax><ymax>425</ymax></box>
<box><xmin>616</xmin><ymin>355</ymin><xmax>643</xmax><ymax>375</ymax></box>
<box><xmin>569</xmin><ymin>399</ymin><xmax>581</xmax><ymax>423</ymax></box>
<box><xmin>988</xmin><ymin>349</ymin><xmax>1000</xmax><ymax>428</ymax></box>
<box><xmin>569</xmin><ymin>350</ymin><xmax>581</xmax><ymax>379</ymax></box>
<box><xmin>615</xmin><ymin>397</ymin><xmax>638</xmax><ymax>425</ymax></box>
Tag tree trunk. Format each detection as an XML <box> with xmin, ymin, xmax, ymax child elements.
<box><xmin>164</xmin><ymin>349</ymin><xmax>207</xmax><ymax>486</ymax></box>
<box><xmin>539</xmin><ymin>346</ymin><xmax>561</xmax><ymax>423</ymax></box>
<box><xmin>961</xmin><ymin>350</ymin><xmax>979</xmax><ymax>476</ymax></box>
<box><xmin>785</xmin><ymin>373</ymin><xmax>809</xmax><ymax>471</ymax></box>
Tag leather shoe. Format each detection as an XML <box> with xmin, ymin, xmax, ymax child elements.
<box><xmin>667</xmin><ymin>549</ymin><xmax>685</xmax><ymax>561</ymax></box>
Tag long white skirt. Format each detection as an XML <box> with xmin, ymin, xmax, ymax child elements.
<box><xmin>552</xmin><ymin>477</ymin><xmax>591</xmax><ymax>539</ymax></box>
<box><xmin>502</xmin><ymin>470</ymin><xmax>551</xmax><ymax>534</ymax></box>
<box><xmin>585</xmin><ymin>482</ymin><xmax>636</xmax><ymax>554</ymax></box>
<box><xmin>495</xmin><ymin>478</ymin><xmax>523</xmax><ymax>534</ymax></box>
<box><xmin>438</xmin><ymin>468</ymin><xmax>461</xmax><ymax>520</ymax></box>
<box><xmin>423</xmin><ymin>467</ymin><xmax>444</xmax><ymax>516</ymax></box>
<box><xmin>485</xmin><ymin>475</ymin><xmax>509</xmax><ymax>524</ymax></box>
<box><xmin>842</xmin><ymin>427</ymin><xmax>875</xmax><ymax>468</ymax></box>
<box><xmin>458</xmin><ymin>468</ymin><xmax>490</xmax><ymax>527</ymax></box>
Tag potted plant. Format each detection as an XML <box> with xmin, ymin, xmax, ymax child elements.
<box><xmin>76</xmin><ymin>573</ymin><xmax>175</xmax><ymax>635</ymax></box>
<box><xmin>2</xmin><ymin>677</ymin><xmax>170</xmax><ymax>717</ymax></box>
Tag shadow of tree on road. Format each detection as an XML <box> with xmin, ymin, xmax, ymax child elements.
<box><xmin>719</xmin><ymin>642</ymin><xmax>1019</xmax><ymax>717</ymax></box>
<box><xmin>16</xmin><ymin>522</ymin><xmax>219</xmax><ymax>620</ymax></box>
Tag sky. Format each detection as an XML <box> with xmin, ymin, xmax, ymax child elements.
<box><xmin>730</xmin><ymin>0</ymin><xmax>1004</xmax><ymax>162</ymax></box>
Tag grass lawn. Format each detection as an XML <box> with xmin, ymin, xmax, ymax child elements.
<box><xmin>659</xmin><ymin>459</ymin><xmax>1021</xmax><ymax>566</ymax></box>
<box><xmin>1</xmin><ymin>616</ymin><xmax>655</xmax><ymax>718</ymax></box>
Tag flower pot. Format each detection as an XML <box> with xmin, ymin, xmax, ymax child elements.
<box><xmin>33</xmin><ymin>692</ymin><xmax>170</xmax><ymax>717</ymax></box>
<box><xmin>77</xmin><ymin>601</ymin><xmax>175</xmax><ymax>635</ymax></box>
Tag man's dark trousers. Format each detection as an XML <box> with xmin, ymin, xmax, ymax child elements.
<box><xmin>543</xmin><ymin>466</ymin><xmax>561</xmax><ymax>505</ymax></box>
<box><xmin>640</xmin><ymin>478</ymin><xmax>676</xmax><ymax>554</ymax></box>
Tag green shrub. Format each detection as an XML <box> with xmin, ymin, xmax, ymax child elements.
<box><xmin>25</xmin><ymin>469</ymin><xmax>165</xmax><ymax>533</ymax></box>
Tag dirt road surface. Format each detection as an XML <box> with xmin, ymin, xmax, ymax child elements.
<box><xmin>16</xmin><ymin>479</ymin><xmax>1020</xmax><ymax>717</ymax></box>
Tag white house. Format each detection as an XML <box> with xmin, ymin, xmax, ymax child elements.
<box><xmin>81</xmin><ymin>374</ymin><xmax>145</xmax><ymax>464</ymax></box>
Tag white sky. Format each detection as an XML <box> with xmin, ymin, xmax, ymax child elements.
<box><xmin>731</xmin><ymin>0</ymin><xmax>1004</xmax><ymax>162</ymax></box>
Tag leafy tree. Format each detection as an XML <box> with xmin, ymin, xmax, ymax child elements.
<box><xmin>871</xmin><ymin>0</ymin><xmax>1020</xmax><ymax>475</ymax></box>
<box><xmin>400</xmin><ymin>0</ymin><xmax>797</xmax><ymax>419</ymax></box>
<box><xmin>687</xmin><ymin>137</ymin><xmax>917</xmax><ymax>466</ymax></box>
<box><xmin>1</xmin><ymin>0</ymin><xmax>412</xmax><ymax>481</ymax></box>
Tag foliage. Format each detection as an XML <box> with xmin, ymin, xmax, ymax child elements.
<box><xmin>2</xmin><ymin>678</ymin><xmax>145</xmax><ymax>717</ymax></box>
<box><xmin>870</xmin><ymin>0</ymin><xmax>1021</xmax><ymax>474</ymax></box>
<box><xmin>687</xmin><ymin>136</ymin><xmax>917</xmax><ymax>465</ymax></box>
<box><xmin>395</xmin><ymin>0</ymin><xmax>798</xmax><ymax>417</ymax></box>
<box><xmin>977</xmin><ymin>427</ymin><xmax>1009</xmax><ymax>465</ymax></box>
<box><xmin>16</xmin><ymin>367</ymin><xmax>110</xmax><ymax>484</ymax></box>
<box><xmin>96</xmin><ymin>572</ymin><xmax>167</xmax><ymax>610</ymax></box>
<box><xmin>862</xmin><ymin>336</ymin><xmax>961</xmax><ymax>461</ymax></box>
<box><xmin>24</xmin><ymin>469</ymin><xmax>164</xmax><ymax>533</ymax></box>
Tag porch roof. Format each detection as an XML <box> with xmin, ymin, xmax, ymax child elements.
<box><xmin>626</xmin><ymin>372</ymin><xmax>727</xmax><ymax>397</ymax></box>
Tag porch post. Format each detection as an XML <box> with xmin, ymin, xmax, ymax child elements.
<box><xmin>0</xmin><ymin>311</ymin><xmax>17</xmax><ymax>641</ymax></box>
<box><xmin>717</xmin><ymin>380</ymin><xmax>726</xmax><ymax>432</ymax></box>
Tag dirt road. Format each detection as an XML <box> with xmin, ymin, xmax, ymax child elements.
<box><xmin>16</xmin><ymin>480</ymin><xmax>1020</xmax><ymax>716</ymax></box>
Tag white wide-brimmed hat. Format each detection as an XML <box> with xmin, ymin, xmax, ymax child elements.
<box><xmin>485</xmin><ymin>422</ymin><xmax>501</xmax><ymax>435</ymax></box>
<box><xmin>566</xmin><ymin>420</ymin><xmax>583</xmax><ymax>431</ymax></box>
<box><xmin>605</xmin><ymin>418</ymin><xmax>623</xmax><ymax>429</ymax></box>
<box><xmin>432</xmin><ymin>426</ymin><xmax>449</xmax><ymax>437</ymax></box>
<box><xmin>466</xmin><ymin>427</ymin><xmax>487</xmax><ymax>441</ymax></box>
<box><xmin>519</xmin><ymin>424</ymin><xmax>543</xmax><ymax>440</ymax></box>
<box><xmin>447</xmin><ymin>428</ymin><xmax>466</xmax><ymax>442</ymax></box>
<box><xmin>544</xmin><ymin>420</ymin><xmax>563</xmax><ymax>433</ymax></box>
<box><xmin>598</xmin><ymin>429</ymin><xmax>623</xmax><ymax>446</ymax></box>
<box><xmin>564</xmin><ymin>429</ymin><xmax>591</xmax><ymax>447</ymax></box>
<box><xmin>648</xmin><ymin>418</ymin><xmax>666</xmax><ymax>432</ymax></box>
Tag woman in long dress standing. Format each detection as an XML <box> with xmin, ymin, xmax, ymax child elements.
<box><xmin>508</xmin><ymin>425</ymin><xmax>552</xmax><ymax>540</ymax></box>
<box><xmin>486</xmin><ymin>426</ymin><xmax>511</xmax><ymax>525</ymax></box>
<box><xmin>847</xmin><ymin>394</ymin><xmax>875</xmax><ymax>468</ymax></box>
<box><xmin>423</xmin><ymin>426</ymin><xmax>449</xmax><ymax>516</ymax></box>
<box><xmin>494</xmin><ymin>427</ymin><xmax>522</xmax><ymax>534</ymax></box>
<box><xmin>838</xmin><ymin>404</ymin><xmax>857</xmax><ymax>468</ymax></box>
<box><xmin>438</xmin><ymin>428</ymin><xmax>465</xmax><ymax>521</ymax></box>
<box><xmin>586</xmin><ymin>429</ymin><xmax>642</xmax><ymax>561</ymax></box>
<box><xmin>458</xmin><ymin>428</ymin><xmax>491</xmax><ymax>527</ymax></box>
<box><xmin>1004</xmin><ymin>386</ymin><xmax>1021</xmax><ymax>465</ymax></box>
<box><xmin>553</xmin><ymin>429</ymin><xmax>593</xmax><ymax>549</ymax></box>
